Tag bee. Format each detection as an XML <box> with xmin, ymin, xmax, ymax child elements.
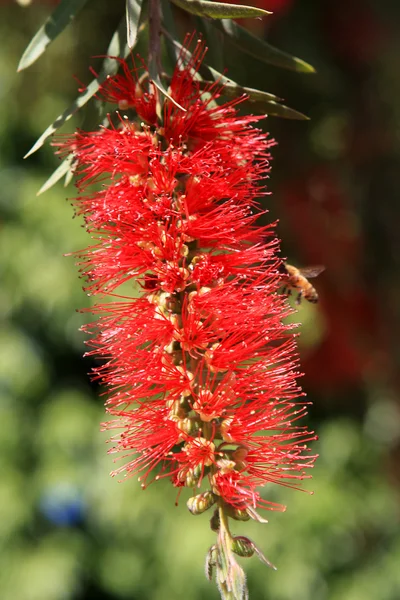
<box><xmin>282</xmin><ymin>263</ymin><xmax>325</xmax><ymax>304</ymax></box>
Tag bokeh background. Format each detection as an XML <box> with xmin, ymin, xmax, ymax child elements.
<box><xmin>1</xmin><ymin>1</ymin><xmax>400</xmax><ymax>599</ymax></box>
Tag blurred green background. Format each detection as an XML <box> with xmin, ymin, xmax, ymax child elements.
<box><xmin>2</xmin><ymin>1</ymin><xmax>400</xmax><ymax>599</ymax></box>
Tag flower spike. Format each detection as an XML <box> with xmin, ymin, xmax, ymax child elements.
<box><xmin>54</xmin><ymin>39</ymin><xmax>317</xmax><ymax>600</ymax></box>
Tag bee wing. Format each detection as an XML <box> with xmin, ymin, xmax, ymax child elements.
<box><xmin>298</xmin><ymin>265</ymin><xmax>325</xmax><ymax>279</ymax></box>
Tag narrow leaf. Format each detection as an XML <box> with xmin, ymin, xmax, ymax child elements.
<box><xmin>25</xmin><ymin>18</ymin><xmax>134</xmax><ymax>159</ymax></box>
<box><xmin>25</xmin><ymin>79</ymin><xmax>100</xmax><ymax>158</ymax></box>
<box><xmin>126</xmin><ymin>0</ymin><xmax>144</xmax><ymax>49</ymax></box>
<box><xmin>214</xmin><ymin>18</ymin><xmax>316</xmax><ymax>73</ymax></box>
<box><xmin>170</xmin><ymin>0</ymin><xmax>271</xmax><ymax>19</ymax></box>
<box><xmin>37</xmin><ymin>154</ymin><xmax>75</xmax><ymax>196</ymax></box>
<box><xmin>18</xmin><ymin>0</ymin><xmax>89</xmax><ymax>71</ymax></box>
<box><xmin>250</xmin><ymin>99</ymin><xmax>309</xmax><ymax>119</ymax></box>
<box><xmin>148</xmin><ymin>66</ymin><xmax>186</xmax><ymax>112</ymax></box>
<box><xmin>64</xmin><ymin>163</ymin><xmax>75</xmax><ymax>187</ymax></box>
<box><xmin>210</xmin><ymin>79</ymin><xmax>308</xmax><ymax>119</ymax></box>
<box><xmin>198</xmin><ymin>77</ymin><xmax>280</xmax><ymax>103</ymax></box>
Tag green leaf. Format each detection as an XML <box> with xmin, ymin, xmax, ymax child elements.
<box><xmin>250</xmin><ymin>99</ymin><xmax>309</xmax><ymax>119</ymax></box>
<box><xmin>197</xmin><ymin>65</ymin><xmax>280</xmax><ymax>102</ymax></box>
<box><xmin>214</xmin><ymin>81</ymin><xmax>308</xmax><ymax>119</ymax></box>
<box><xmin>37</xmin><ymin>155</ymin><xmax>76</xmax><ymax>196</ymax></box>
<box><xmin>126</xmin><ymin>0</ymin><xmax>145</xmax><ymax>49</ymax></box>
<box><xmin>148</xmin><ymin>62</ymin><xmax>186</xmax><ymax>113</ymax></box>
<box><xmin>24</xmin><ymin>79</ymin><xmax>100</xmax><ymax>159</ymax></box>
<box><xmin>24</xmin><ymin>17</ymin><xmax>134</xmax><ymax>159</ymax></box>
<box><xmin>213</xmin><ymin>18</ymin><xmax>316</xmax><ymax>73</ymax></box>
<box><xmin>170</xmin><ymin>0</ymin><xmax>271</xmax><ymax>19</ymax></box>
<box><xmin>18</xmin><ymin>0</ymin><xmax>89</xmax><ymax>71</ymax></box>
<box><xmin>197</xmin><ymin>78</ymin><xmax>308</xmax><ymax>119</ymax></box>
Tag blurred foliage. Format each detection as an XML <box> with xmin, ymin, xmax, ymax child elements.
<box><xmin>2</xmin><ymin>1</ymin><xmax>400</xmax><ymax>599</ymax></box>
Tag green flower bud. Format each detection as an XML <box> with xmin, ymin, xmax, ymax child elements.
<box><xmin>226</xmin><ymin>506</ymin><xmax>251</xmax><ymax>522</ymax></box>
<box><xmin>232</xmin><ymin>536</ymin><xmax>255</xmax><ymax>558</ymax></box>
<box><xmin>177</xmin><ymin>463</ymin><xmax>203</xmax><ymax>488</ymax></box>
<box><xmin>187</xmin><ymin>491</ymin><xmax>216</xmax><ymax>515</ymax></box>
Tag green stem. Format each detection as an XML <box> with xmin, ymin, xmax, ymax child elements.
<box><xmin>218</xmin><ymin>503</ymin><xmax>232</xmax><ymax>545</ymax></box>
<box><xmin>215</xmin><ymin>503</ymin><xmax>249</xmax><ymax>600</ymax></box>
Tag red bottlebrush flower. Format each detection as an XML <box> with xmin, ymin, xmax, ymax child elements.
<box><xmin>54</xmin><ymin>40</ymin><xmax>316</xmax><ymax>523</ymax></box>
